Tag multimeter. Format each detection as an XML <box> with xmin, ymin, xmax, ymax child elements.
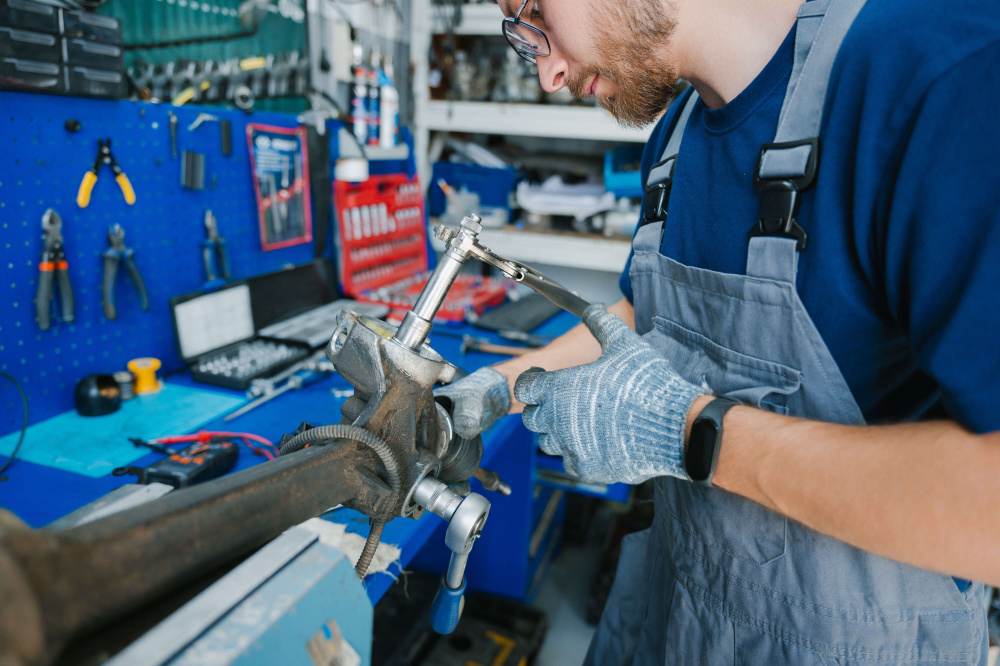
<box><xmin>113</xmin><ymin>441</ymin><xmax>239</xmax><ymax>488</ymax></box>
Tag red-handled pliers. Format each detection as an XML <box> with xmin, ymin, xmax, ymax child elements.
<box><xmin>36</xmin><ymin>208</ymin><xmax>74</xmax><ymax>331</ymax></box>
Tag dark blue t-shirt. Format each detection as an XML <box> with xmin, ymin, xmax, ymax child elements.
<box><xmin>620</xmin><ymin>0</ymin><xmax>1000</xmax><ymax>434</ymax></box>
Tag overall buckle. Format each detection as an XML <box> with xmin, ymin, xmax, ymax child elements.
<box><xmin>750</xmin><ymin>181</ymin><xmax>808</xmax><ymax>251</ymax></box>
<box><xmin>642</xmin><ymin>155</ymin><xmax>677</xmax><ymax>225</ymax></box>
<box><xmin>643</xmin><ymin>182</ymin><xmax>671</xmax><ymax>224</ymax></box>
<box><xmin>749</xmin><ymin>138</ymin><xmax>818</xmax><ymax>252</ymax></box>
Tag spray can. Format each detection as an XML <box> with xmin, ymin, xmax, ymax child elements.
<box><xmin>351</xmin><ymin>44</ymin><xmax>368</xmax><ymax>147</ymax></box>
<box><xmin>367</xmin><ymin>51</ymin><xmax>382</xmax><ymax>146</ymax></box>
<box><xmin>380</xmin><ymin>58</ymin><xmax>399</xmax><ymax>148</ymax></box>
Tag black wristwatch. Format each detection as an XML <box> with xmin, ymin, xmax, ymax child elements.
<box><xmin>684</xmin><ymin>397</ymin><xmax>740</xmax><ymax>487</ymax></box>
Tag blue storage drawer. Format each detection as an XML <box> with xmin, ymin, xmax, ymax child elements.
<box><xmin>428</xmin><ymin>161</ymin><xmax>516</xmax><ymax>217</ymax></box>
<box><xmin>603</xmin><ymin>144</ymin><xmax>645</xmax><ymax>199</ymax></box>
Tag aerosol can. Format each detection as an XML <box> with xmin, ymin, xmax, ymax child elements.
<box><xmin>379</xmin><ymin>58</ymin><xmax>399</xmax><ymax>148</ymax></box>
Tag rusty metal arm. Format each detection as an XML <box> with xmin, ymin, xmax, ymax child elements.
<box><xmin>0</xmin><ymin>442</ymin><xmax>392</xmax><ymax>666</ymax></box>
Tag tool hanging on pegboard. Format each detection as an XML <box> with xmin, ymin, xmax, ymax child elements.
<box><xmin>77</xmin><ymin>138</ymin><xmax>136</xmax><ymax>208</ymax></box>
<box><xmin>202</xmin><ymin>210</ymin><xmax>230</xmax><ymax>284</ymax></box>
<box><xmin>36</xmin><ymin>209</ymin><xmax>74</xmax><ymax>331</ymax></box>
<box><xmin>128</xmin><ymin>53</ymin><xmax>309</xmax><ymax>107</ymax></box>
<box><xmin>102</xmin><ymin>224</ymin><xmax>149</xmax><ymax>320</ymax></box>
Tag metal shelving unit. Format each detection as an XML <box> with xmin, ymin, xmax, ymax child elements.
<box><xmin>421</xmin><ymin>100</ymin><xmax>651</xmax><ymax>143</ymax></box>
<box><xmin>410</xmin><ymin>1</ymin><xmax>647</xmax><ymax>276</ymax></box>
<box><xmin>410</xmin><ymin>0</ymin><xmax>654</xmax><ymax>181</ymax></box>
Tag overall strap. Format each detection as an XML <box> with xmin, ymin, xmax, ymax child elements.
<box><xmin>748</xmin><ymin>0</ymin><xmax>867</xmax><ymax>255</ymax></box>
<box><xmin>642</xmin><ymin>89</ymin><xmax>700</xmax><ymax>226</ymax></box>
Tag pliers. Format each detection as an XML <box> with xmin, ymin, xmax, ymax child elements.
<box><xmin>202</xmin><ymin>210</ymin><xmax>230</xmax><ymax>282</ymax></box>
<box><xmin>36</xmin><ymin>208</ymin><xmax>74</xmax><ymax>330</ymax></box>
<box><xmin>77</xmin><ymin>138</ymin><xmax>136</xmax><ymax>208</ymax></box>
<box><xmin>103</xmin><ymin>224</ymin><xmax>149</xmax><ymax>320</ymax></box>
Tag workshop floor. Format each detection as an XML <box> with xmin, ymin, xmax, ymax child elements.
<box><xmin>532</xmin><ymin>542</ymin><xmax>601</xmax><ymax>666</ymax></box>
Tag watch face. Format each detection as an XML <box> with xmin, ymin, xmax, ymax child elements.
<box><xmin>685</xmin><ymin>419</ymin><xmax>719</xmax><ymax>482</ymax></box>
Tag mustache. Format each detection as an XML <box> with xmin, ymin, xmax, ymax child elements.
<box><xmin>568</xmin><ymin>68</ymin><xmax>609</xmax><ymax>99</ymax></box>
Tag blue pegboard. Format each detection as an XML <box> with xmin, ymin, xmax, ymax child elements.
<box><xmin>0</xmin><ymin>91</ymin><xmax>322</xmax><ymax>436</ymax></box>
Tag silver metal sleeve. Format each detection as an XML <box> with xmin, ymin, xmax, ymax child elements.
<box><xmin>412</xmin><ymin>476</ymin><xmax>463</xmax><ymax>522</ymax></box>
<box><xmin>393</xmin><ymin>248</ymin><xmax>467</xmax><ymax>350</ymax></box>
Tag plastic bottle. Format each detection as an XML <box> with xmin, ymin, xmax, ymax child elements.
<box><xmin>379</xmin><ymin>58</ymin><xmax>399</xmax><ymax>148</ymax></box>
<box><xmin>367</xmin><ymin>51</ymin><xmax>381</xmax><ymax>146</ymax></box>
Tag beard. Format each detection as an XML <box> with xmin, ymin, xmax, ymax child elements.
<box><xmin>569</xmin><ymin>0</ymin><xmax>679</xmax><ymax>128</ymax></box>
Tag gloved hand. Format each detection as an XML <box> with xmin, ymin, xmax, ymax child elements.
<box><xmin>434</xmin><ymin>366</ymin><xmax>512</xmax><ymax>439</ymax></box>
<box><xmin>514</xmin><ymin>304</ymin><xmax>706</xmax><ymax>484</ymax></box>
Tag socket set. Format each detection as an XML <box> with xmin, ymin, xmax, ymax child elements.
<box><xmin>333</xmin><ymin>173</ymin><xmax>509</xmax><ymax>322</ymax></box>
<box><xmin>334</xmin><ymin>173</ymin><xmax>429</xmax><ymax>295</ymax></box>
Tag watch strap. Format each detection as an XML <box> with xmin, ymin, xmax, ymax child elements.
<box><xmin>685</xmin><ymin>396</ymin><xmax>740</xmax><ymax>487</ymax></box>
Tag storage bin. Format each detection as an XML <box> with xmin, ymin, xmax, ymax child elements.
<box><xmin>603</xmin><ymin>144</ymin><xmax>645</xmax><ymax>199</ymax></box>
<box><xmin>61</xmin><ymin>9</ymin><xmax>121</xmax><ymax>45</ymax></box>
<box><xmin>66</xmin><ymin>65</ymin><xmax>124</xmax><ymax>98</ymax></box>
<box><xmin>62</xmin><ymin>37</ymin><xmax>122</xmax><ymax>70</ymax></box>
<box><xmin>0</xmin><ymin>26</ymin><xmax>58</xmax><ymax>63</ymax></box>
<box><xmin>0</xmin><ymin>56</ymin><xmax>64</xmax><ymax>92</ymax></box>
<box><xmin>0</xmin><ymin>0</ymin><xmax>59</xmax><ymax>34</ymax></box>
<box><xmin>429</xmin><ymin>161</ymin><xmax>517</xmax><ymax>217</ymax></box>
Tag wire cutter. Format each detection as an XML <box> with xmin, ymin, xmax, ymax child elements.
<box><xmin>202</xmin><ymin>210</ymin><xmax>230</xmax><ymax>282</ymax></box>
<box><xmin>36</xmin><ymin>208</ymin><xmax>74</xmax><ymax>330</ymax></box>
<box><xmin>103</xmin><ymin>224</ymin><xmax>149</xmax><ymax>320</ymax></box>
<box><xmin>77</xmin><ymin>138</ymin><xmax>136</xmax><ymax>208</ymax></box>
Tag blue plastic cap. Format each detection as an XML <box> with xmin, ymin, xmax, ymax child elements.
<box><xmin>429</xmin><ymin>576</ymin><xmax>466</xmax><ymax>634</ymax></box>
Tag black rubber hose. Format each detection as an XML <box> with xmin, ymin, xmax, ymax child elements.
<box><xmin>278</xmin><ymin>424</ymin><xmax>400</xmax><ymax>577</ymax></box>
<box><xmin>355</xmin><ymin>519</ymin><xmax>386</xmax><ymax>578</ymax></box>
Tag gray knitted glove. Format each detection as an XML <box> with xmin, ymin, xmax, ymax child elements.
<box><xmin>514</xmin><ymin>304</ymin><xmax>705</xmax><ymax>484</ymax></box>
<box><xmin>434</xmin><ymin>366</ymin><xmax>512</xmax><ymax>439</ymax></box>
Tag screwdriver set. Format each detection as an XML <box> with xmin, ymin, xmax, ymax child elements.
<box><xmin>334</xmin><ymin>174</ymin><xmax>509</xmax><ymax>321</ymax></box>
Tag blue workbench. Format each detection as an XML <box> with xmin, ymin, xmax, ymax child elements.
<box><xmin>0</xmin><ymin>313</ymin><xmax>592</xmax><ymax>605</ymax></box>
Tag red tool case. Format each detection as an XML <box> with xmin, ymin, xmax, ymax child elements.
<box><xmin>333</xmin><ymin>174</ymin><xmax>508</xmax><ymax>321</ymax></box>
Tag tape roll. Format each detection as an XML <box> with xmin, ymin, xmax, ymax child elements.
<box><xmin>127</xmin><ymin>357</ymin><xmax>162</xmax><ymax>395</ymax></box>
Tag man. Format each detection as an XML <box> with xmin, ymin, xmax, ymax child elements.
<box><xmin>438</xmin><ymin>0</ymin><xmax>1000</xmax><ymax>662</ymax></box>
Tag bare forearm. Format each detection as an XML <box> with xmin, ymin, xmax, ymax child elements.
<box><xmin>709</xmin><ymin>403</ymin><xmax>1000</xmax><ymax>585</ymax></box>
<box><xmin>495</xmin><ymin>297</ymin><xmax>635</xmax><ymax>414</ymax></box>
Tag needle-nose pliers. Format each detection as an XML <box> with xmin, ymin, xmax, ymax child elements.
<box><xmin>77</xmin><ymin>138</ymin><xmax>136</xmax><ymax>208</ymax></box>
<box><xmin>36</xmin><ymin>208</ymin><xmax>74</xmax><ymax>330</ymax></box>
<box><xmin>103</xmin><ymin>224</ymin><xmax>149</xmax><ymax>320</ymax></box>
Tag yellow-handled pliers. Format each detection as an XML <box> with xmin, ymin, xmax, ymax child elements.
<box><xmin>77</xmin><ymin>138</ymin><xmax>136</xmax><ymax>208</ymax></box>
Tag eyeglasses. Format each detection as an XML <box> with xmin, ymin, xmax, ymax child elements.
<box><xmin>502</xmin><ymin>0</ymin><xmax>550</xmax><ymax>63</ymax></box>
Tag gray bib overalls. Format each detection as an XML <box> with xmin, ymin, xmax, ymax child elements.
<box><xmin>584</xmin><ymin>0</ymin><xmax>988</xmax><ymax>663</ymax></box>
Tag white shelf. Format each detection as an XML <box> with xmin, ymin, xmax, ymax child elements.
<box><xmin>422</xmin><ymin>100</ymin><xmax>652</xmax><ymax>143</ymax></box>
<box><xmin>473</xmin><ymin>227</ymin><xmax>632</xmax><ymax>273</ymax></box>
<box><xmin>431</xmin><ymin>3</ymin><xmax>503</xmax><ymax>35</ymax></box>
